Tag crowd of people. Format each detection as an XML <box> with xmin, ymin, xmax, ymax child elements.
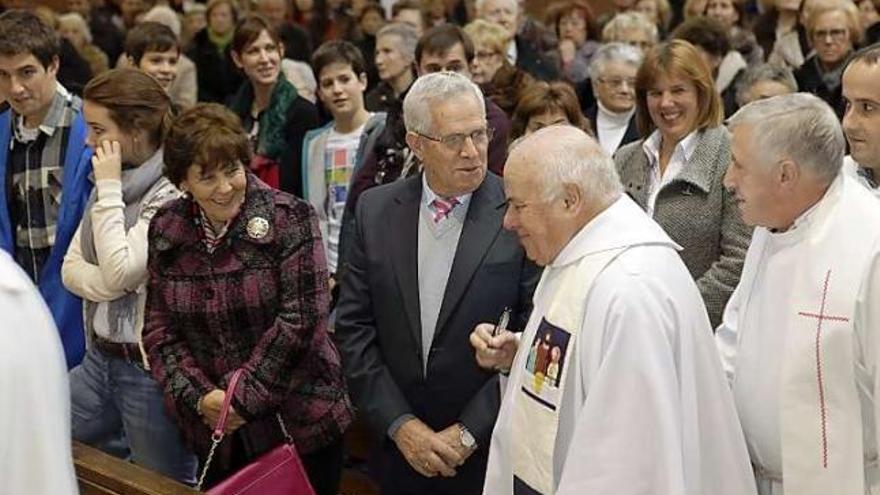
<box><xmin>0</xmin><ymin>0</ymin><xmax>878</xmax><ymax>494</ymax></box>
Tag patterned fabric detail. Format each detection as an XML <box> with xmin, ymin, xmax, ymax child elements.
<box><xmin>430</xmin><ymin>197</ymin><xmax>460</xmax><ymax>223</ymax></box>
<box><xmin>196</xmin><ymin>206</ymin><xmax>232</xmax><ymax>254</ymax></box>
<box><xmin>143</xmin><ymin>175</ymin><xmax>353</xmax><ymax>469</ymax></box>
<box><xmin>7</xmin><ymin>85</ymin><xmax>80</xmax><ymax>282</ymax></box>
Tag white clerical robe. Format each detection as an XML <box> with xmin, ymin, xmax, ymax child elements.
<box><xmin>0</xmin><ymin>251</ymin><xmax>78</xmax><ymax>494</ymax></box>
<box><xmin>483</xmin><ymin>195</ymin><xmax>757</xmax><ymax>495</ymax></box>
<box><xmin>844</xmin><ymin>156</ymin><xmax>880</xmax><ymax>199</ymax></box>
<box><xmin>716</xmin><ymin>174</ymin><xmax>880</xmax><ymax>495</ymax></box>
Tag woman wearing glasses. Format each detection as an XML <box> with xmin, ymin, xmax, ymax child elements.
<box><xmin>794</xmin><ymin>1</ymin><xmax>862</xmax><ymax>118</ymax></box>
<box><xmin>614</xmin><ymin>40</ymin><xmax>752</xmax><ymax>329</ymax></box>
<box><xmin>584</xmin><ymin>42</ymin><xmax>642</xmax><ymax>156</ymax></box>
<box><xmin>464</xmin><ymin>19</ymin><xmax>534</xmax><ymax>115</ymax></box>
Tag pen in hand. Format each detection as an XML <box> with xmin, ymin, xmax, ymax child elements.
<box><xmin>492</xmin><ymin>307</ymin><xmax>512</xmax><ymax>337</ymax></box>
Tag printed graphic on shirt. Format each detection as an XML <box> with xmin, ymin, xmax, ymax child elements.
<box><xmin>325</xmin><ymin>147</ymin><xmax>353</xmax><ymax>206</ymax></box>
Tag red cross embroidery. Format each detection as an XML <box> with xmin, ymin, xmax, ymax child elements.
<box><xmin>796</xmin><ymin>269</ymin><xmax>850</xmax><ymax>469</ymax></box>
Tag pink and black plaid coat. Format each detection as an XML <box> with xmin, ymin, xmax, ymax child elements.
<box><xmin>143</xmin><ymin>175</ymin><xmax>353</xmax><ymax>469</ymax></box>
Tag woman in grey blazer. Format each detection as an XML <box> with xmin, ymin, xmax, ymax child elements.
<box><xmin>613</xmin><ymin>40</ymin><xmax>752</xmax><ymax>329</ymax></box>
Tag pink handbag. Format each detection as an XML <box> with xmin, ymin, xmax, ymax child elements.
<box><xmin>197</xmin><ymin>369</ymin><xmax>317</xmax><ymax>495</ymax></box>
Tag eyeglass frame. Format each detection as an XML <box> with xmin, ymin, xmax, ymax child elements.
<box><xmin>811</xmin><ymin>28</ymin><xmax>849</xmax><ymax>42</ymax></box>
<box><xmin>597</xmin><ymin>76</ymin><xmax>637</xmax><ymax>89</ymax></box>
<box><xmin>415</xmin><ymin>127</ymin><xmax>495</xmax><ymax>151</ymax></box>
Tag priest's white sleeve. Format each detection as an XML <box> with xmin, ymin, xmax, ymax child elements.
<box><xmin>857</xmin><ymin>242</ymin><xmax>880</xmax><ymax>467</ymax></box>
<box><xmin>555</xmin><ymin>275</ymin><xmax>689</xmax><ymax>495</ymax></box>
<box><xmin>715</xmin><ymin>280</ymin><xmax>743</xmax><ymax>386</ymax></box>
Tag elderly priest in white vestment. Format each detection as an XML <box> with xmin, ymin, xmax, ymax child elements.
<box><xmin>717</xmin><ymin>92</ymin><xmax>880</xmax><ymax>495</ymax></box>
<box><xmin>0</xmin><ymin>250</ymin><xmax>78</xmax><ymax>494</ymax></box>
<box><xmin>471</xmin><ymin>125</ymin><xmax>757</xmax><ymax>495</ymax></box>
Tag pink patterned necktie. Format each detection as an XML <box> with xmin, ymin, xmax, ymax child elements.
<box><xmin>431</xmin><ymin>197</ymin><xmax>460</xmax><ymax>223</ymax></box>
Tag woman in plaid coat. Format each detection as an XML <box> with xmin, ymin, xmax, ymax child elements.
<box><xmin>143</xmin><ymin>103</ymin><xmax>353</xmax><ymax>493</ymax></box>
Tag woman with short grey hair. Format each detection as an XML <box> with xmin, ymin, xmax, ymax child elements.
<box><xmin>365</xmin><ymin>22</ymin><xmax>419</xmax><ymax>112</ymax></box>
<box><xmin>735</xmin><ymin>63</ymin><xmax>797</xmax><ymax>106</ymax></box>
<box><xmin>585</xmin><ymin>42</ymin><xmax>642</xmax><ymax>155</ymax></box>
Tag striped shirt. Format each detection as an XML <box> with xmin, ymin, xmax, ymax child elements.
<box><xmin>196</xmin><ymin>205</ymin><xmax>232</xmax><ymax>253</ymax></box>
<box><xmin>6</xmin><ymin>83</ymin><xmax>81</xmax><ymax>282</ymax></box>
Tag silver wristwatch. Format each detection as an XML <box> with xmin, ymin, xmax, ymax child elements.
<box><xmin>459</xmin><ymin>424</ymin><xmax>476</xmax><ymax>450</ymax></box>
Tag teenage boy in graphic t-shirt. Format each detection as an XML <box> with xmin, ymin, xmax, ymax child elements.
<box><xmin>303</xmin><ymin>40</ymin><xmax>386</xmax><ymax>290</ymax></box>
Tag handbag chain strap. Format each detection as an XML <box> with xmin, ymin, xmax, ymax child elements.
<box><xmin>197</xmin><ymin>434</ymin><xmax>223</xmax><ymax>490</ymax></box>
<box><xmin>194</xmin><ymin>371</ymin><xmax>295</xmax><ymax>491</ymax></box>
<box><xmin>195</xmin><ymin>369</ymin><xmax>245</xmax><ymax>491</ymax></box>
<box><xmin>276</xmin><ymin>412</ymin><xmax>293</xmax><ymax>444</ymax></box>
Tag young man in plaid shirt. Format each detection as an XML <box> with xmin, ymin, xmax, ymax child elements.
<box><xmin>0</xmin><ymin>10</ymin><xmax>93</xmax><ymax>367</ymax></box>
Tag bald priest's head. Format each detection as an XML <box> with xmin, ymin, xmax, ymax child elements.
<box><xmin>502</xmin><ymin>125</ymin><xmax>623</xmax><ymax>266</ymax></box>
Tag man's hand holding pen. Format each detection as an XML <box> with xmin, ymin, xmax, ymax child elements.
<box><xmin>470</xmin><ymin>307</ymin><xmax>520</xmax><ymax>373</ymax></box>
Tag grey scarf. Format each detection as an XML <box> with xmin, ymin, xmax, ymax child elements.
<box><xmin>81</xmin><ymin>149</ymin><xmax>165</xmax><ymax>342</ymax></box>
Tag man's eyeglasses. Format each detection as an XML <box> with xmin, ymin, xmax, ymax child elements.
<box><xmin>598</xmin><ymin>76</ymin><xmax>637</xmax><ymax>89</ymax></box>
<box><xmin>417</xmin><ymin>127</ymin><xmax>495</xmax><ymax>151</ymax></box>
<box><xmin>812</xmin><ymin>28</ymin><xmax>848</xmax><ymax>42</ymax></box>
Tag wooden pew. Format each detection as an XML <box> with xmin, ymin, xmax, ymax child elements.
<box><xmin>74</xmin><ymin>420</ymin><xmax>381</xmax><ymax>495</ymax></box>
<box><xmin>73</xmin><ymin>441</ymin><xmax>199</xmax><ymax>495</ymax></box>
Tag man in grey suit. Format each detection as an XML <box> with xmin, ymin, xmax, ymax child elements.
<box><xmin>334</xmin><ymin>72</ymin><xmax>538</xmax><ymax>495</ymax></box>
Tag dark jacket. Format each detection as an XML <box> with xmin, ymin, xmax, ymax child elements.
<box><xmin>334</xmin><ymin>172</ymin><xmax>539</xmax><ymax>494</ymax></box>
<box><xmin>58</xmin><ymin>39</ymin><xmax>92</xmax><ymax>96</ymax></box>
<box><xmin>144</xmin><ymin>175</ymin><xmax>353</xmax><ymax>471</ymax></box>
<box><xmin>186</xmin><ymin>28</ymin><xmax>245</xmax><ymax>104</ymax></box>
<box><xmin>614</xmin><ymin>126</ymin><xmax>752</xmax><ymax>328</ymax></box>
<box><xmin>277</xmin><ymin>22</ymin><xmax>313</xmax><ymax>63</ymax></box>
<box><xmin>753</xmin><ymin>11</ymin><xmax>810</xmax><ymax>65</ymax></box>
<box><xmin>794</xmin><ymin>54</ymin><xmax>848</xmax><ymax>119</ymax></box>
<box><xmin>515</xmin><ymin>34</ymin><xmax>561</xmax><ymax>81</ymax></box>
<box><xmin>227</xmin><ymin>80</ymin><xmax>320</xmax><ymax>196</ymax></box>
<box><xmin>88</xmin><ymin>7</ymin><xmax>125</xmax><ymax>64</ymax></box>
<box><xmin>867</xmin><ymin>21</ymin><xmax>880</xmax><ymax>45</ymax></box>
<box><xmin>364</xmin><ymin>79</ymin><xmax>412</xmax><ymax>113</ymax></box>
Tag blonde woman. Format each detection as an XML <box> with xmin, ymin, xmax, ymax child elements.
<box><xmin>465</xmin><ymin>19</ymin><xmax>534</xmax><ymax>113</ymax></box>
<box><xmin>635</xmin><ymin>0</ymin><xmax>672</xmax><ymax>37</ymax></box>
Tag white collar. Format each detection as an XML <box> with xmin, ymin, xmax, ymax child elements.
<box><xmin>642</xmin><ymin>129</ymin><xmax>700</xmax><ymax>169</ymax></box>
<box><xmin>767</xmin><ymin>173</ymin><xmax>843</xmax><ymax>241</ymax></box>
<box><xmin>506</xmin><ymin>39</ymin><xmax>517</xmax><ymax>65</ymax></box>
<box><xmin>549</xmin><ymin>195</ymin><xmax>679</xmax><ymax>268</ymax></box>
